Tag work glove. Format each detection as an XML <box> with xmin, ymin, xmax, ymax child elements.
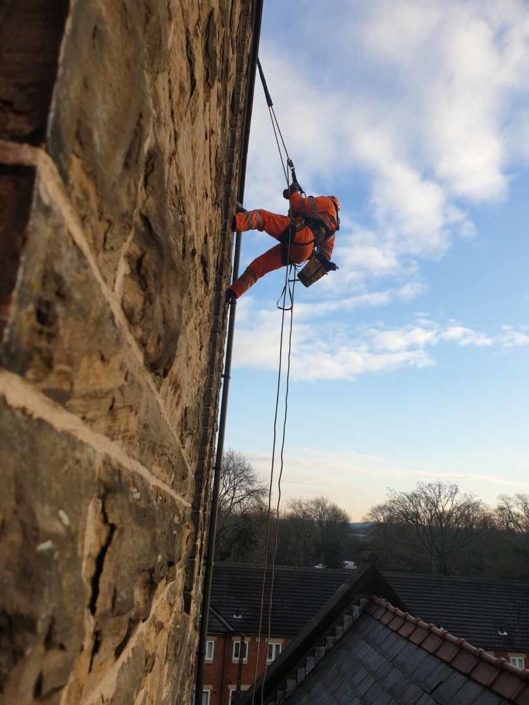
<box><xmin>282</xmin><ymin>181</ymin><xmax>301</xmax><ymax>199</ymax></box>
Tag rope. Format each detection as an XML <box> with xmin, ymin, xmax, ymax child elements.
<box><xmin>251</xmin><ymin>57</ymin><xmax>298</xmax><ymax>705</ymax></box>
<box><xmin>262</xmin><ymin>270</ymin><xmax>296</xmax><ymax>698</ymax></box>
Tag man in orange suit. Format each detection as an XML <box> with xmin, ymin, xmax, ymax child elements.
<box><xmin>226</xmin><ymin>183</ymin><xmax>340</xmax><ymax>301</ymax></box>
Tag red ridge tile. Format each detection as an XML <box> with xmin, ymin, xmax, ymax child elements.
<box><xmin>421</xmin><ymin>633</ymin><xmax>443</xmax><ymax>654</ymax></box>
<box><xmin>472</xmin><ymin>661</ymin><xmax>502</xmax><ymax>687</ymax></box>
<box><xmin>367</xmin><ymin>593</ymin><xmax>529</xmax><ymax>697</ymax></box>
<box><xmin>515</xmin><ymin>685</ymin><xmax>529</xmax><ymax>705</ymax></box>
<box><xmin>372</xmin><ymin>606</ymin><xmax>386</xmax><ymax>620</ymax></box>
<box><xmin>388</xmin><ymin>615</ymin><xmax>405</xmax><ymax>632</ymax></box>
<box><xmin>380</xmin><ymin>610</ymin><xmax>395</xmax><ymax>626</ymax></box>
<box><xmin>408</xmin><ymin>626</ymin><xmax>429</xmax><ymax>645</ymax></box>
<box><xmin>398</xmin><ymin>621</ymin><xmax>417</xmax><ymax>638</ymax></box>
<box><xmin>493</xmin><ymin>672</ymin><xmax>527</xmax><ymax>700</ymax></box>
<box><xmin>436</xmin><ymin>640</ymin><xmax>459</xmax><ymax>663</ymax></box>
<box><xmin>451</xmin><ymin>649</ymin><xmax>480</xmax><ymax>674</ymax></box>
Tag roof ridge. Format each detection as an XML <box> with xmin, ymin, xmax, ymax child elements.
<box><xmin>384</xmin><ymin>571</ymin><xmax>529</xmax><ymax>587</ymax></box>
<box><xmin>368</xmin><ymin>596</ymin><xmax>529</xmax><ymax>701</ymax></box>
<box><xmin>214</xmin><ymin>562</ymin><xmax>352</xmax><ymax>574</ymax></box>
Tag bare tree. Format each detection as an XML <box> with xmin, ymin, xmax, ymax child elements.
<box><xmin>366</xmin><ymin>482</ymin><xmax>493</xmax><ymax>576</ymax></box>
<box><xmin>280</xmin><ymin>498</ymin><xmax>317</xmax><ymax>567</ymax></box>
<box><xmin>281</xmin><ymin>496</ymin><xmax>350</xmax><ymax>568</ymax></box>
<box><xmin>496</xmin><ymin>493</ymin><xmax>529</xmax><ymax>555</ymax></box>
<box><xmin>215</xmin><ymin>450</ymin><xmax>267</xmax><ymax>549</ymax></box>
<box><xmin>311</xmin><ymin>496</ymin><xmax>351</xmax><ymax>567</ymax></box>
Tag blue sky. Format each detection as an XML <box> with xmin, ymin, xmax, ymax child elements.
<box><xmin>225</xmin><ymin>0</ymin><xmax>529</xmax><ymax>520</ymax></box>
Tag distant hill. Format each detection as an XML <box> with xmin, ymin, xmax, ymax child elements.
<box><xmin>349</xmin><ymin>522</ymin><xmax>372</xmax><ymax>535</ymax></box>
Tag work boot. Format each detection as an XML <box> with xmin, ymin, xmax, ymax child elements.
<box><xmin>235</xmin><ymin>201</ymin><xmax>247</xmax><ymax>214</ymax></box>
<box><xmin>225</xmin><ymin>288</ymin><xmax>237</xmax><ymax>305</ymax></box>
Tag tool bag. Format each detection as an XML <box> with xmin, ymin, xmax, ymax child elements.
<box><xmin>297</xmin><ymin>252</ymin><xmax>337</xmax><ymax>288</ymax></box>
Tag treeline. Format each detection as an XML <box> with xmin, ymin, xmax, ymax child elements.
<box><xmin>366</xmin><ymin>482</ymin><xmax>529</xmax><ymax>580</ymax></box>
<box><xmin>215</xmin><ymin>450</ymin><xmax>353</xmax><ymax>567</ymax></box>
<box><xmin>215</xmin><ymin>451</ymin><xmax>529</xmax><ymax>580</ymax></box>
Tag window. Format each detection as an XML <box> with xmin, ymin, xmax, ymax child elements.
<box><xmin>267</xmin><ymin>642</ymin><xmax>282</xmax><ymax>663</ymax></box>
<box><xmin>191</xmin><ymin>689</ymin><xmax>210</xmax><ymax>705</ymax></box>
<box><xmin>232</xmin><ymin>640</ymin><xmax>248</xmax><ymax>663</ymax></box>
<box><xmin>205</xmin><ymin>640</ymin><xmax>215</xmax><ymax>662</ymax></box>
<box><xmin>228</xmin><ymin>686</ymin><xmax>249</xmax><ymax>702</ymax></box>
<box><xmin>510</xmin><ymin>656</ymin><xmax>525</xmax><ymax>669</ymax></box>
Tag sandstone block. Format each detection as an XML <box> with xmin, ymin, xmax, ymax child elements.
<box><xmin>1</xmin><ymin>169</ymin><xmax>192</xmax><ymax>499</ymax></box>
<box><xmin>0</xmin><ymin>397</ymin><xmax>191</xmax><ymax>704</ymax></box>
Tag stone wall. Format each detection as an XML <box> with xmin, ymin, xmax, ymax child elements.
<box><xmin>0</xmin><ymin>1</ymin><xmax>258</xmax><ymax>703</ymax></box>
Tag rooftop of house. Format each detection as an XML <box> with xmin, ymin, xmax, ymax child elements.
<box><xmin>235</xmin><ymin>566</ymin><xmax>529</xmax><ymax>705</ymax></box>
<box><xmin>269</xmin><ymin>598</ymin><xmax>529</xmax><ymax>705</ymax></box>
<box><xmin>210</xmin><ymin>563</ymin><xmax>529</xmax><ymax>651</ymax></box>
<box><xmin>210</xmin><ymin>563</ymin><xmax>374</xmax><ymax>638</ymax></box>
<box><xmin>387</xmin><ymin>572</ymin><xmax>529</xmax><ymax>652</ymax></box>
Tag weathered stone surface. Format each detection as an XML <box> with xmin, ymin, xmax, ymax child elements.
<box><xmin>0</xmin><ymin>397</ymin><xmax>190</xmax><ymax>704</ymax></box>
<box><xmin>0</xmin><ymin>0</ymin><xmax>258</xmax><ymax>702</ymax></box>
<box><xmin>0</xmin><ymin>398</ymin><xmax>96</xmax><ymax>702</ymax></box>
<box><xmin>1</xmin><ymin>171</ymin><xmax>192</xmax><ymax>499</ymax></box>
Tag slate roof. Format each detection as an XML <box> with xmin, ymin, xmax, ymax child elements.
<box><xmin>210</xmin><ymin>563</ymin><xmax>529</xmax><ymax>651</ymax></box>
<box><xmin>385</xmin><ymin>572</ymin><xmax>529</xmax><ymax>651</ymax></box>
<box><xmin>285</xmin><ymin>605</ymin><xmax>529</xmax><ymax>705</ymax></box>
<box><xmin>210</xmin><ymin>563</ymin><xmax>367</xmax><ymax>637</ymax></box>
<box><xmin>239</xmin><ymin>595</ymin><xmax>529</xmax><ymax>705</ymax></box>
<box><xmin>235</xmin><ymin>560</ymin><xmax>407</xmax><ymax>705</ymax></box>
<box><xmin>209</xmin><ymin>605</ymin><xmax>234</xmax><ymax>634</ymax></box>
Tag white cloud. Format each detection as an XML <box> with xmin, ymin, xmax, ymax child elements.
<box><xmin>239</xmin><ymin>447</ymin><xmax>529</xmax><ymax>517</ymax></box>
<box><xmin>341</xmin><ymin>0</ymin><xmax>529</xmax><ymax>201</ymax></box>
<box><xmin>368</xmin><ymin>326</ymin><xmax>439</xmax><ymax>352</ymax></box>
<box><xmin>234</xmin><ymin>2</ymin><xmax>529</xmax><ymax>384</ymax></box>
<box><xmin>244</xmin><ymin>1</ymin><xmax>529</xmax><ymax>306</ymax></box>
<box><xmin>234</xmin><ymin>299</ymin><xmax>529</xmax><ymax>382</ymax></box>
<box><xmin>439</xmin><ymin>325</ymin><xmax>493</xmax><ymax>347</ymax></box>
<box><xmin>292</xmin><ymin>282</ymin><xmax>426</xmax><ymax>321</ymax></box>
<box><xmin>416</xmin><ymin>470</ymin><xmax>527</xmax><ymax>488</ymax></box>
<box><xmin>499</xmin><ymin>328</ymin><xmax>529</xmax><ymax>347</ymax></box>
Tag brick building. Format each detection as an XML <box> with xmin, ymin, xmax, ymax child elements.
<box><xmin>196</xmin><ymin>563</ymin><xmax>529</xmax><ymax>704</ymax></box>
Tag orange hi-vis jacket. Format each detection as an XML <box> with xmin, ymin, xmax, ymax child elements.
<box><xmin>230</xmin><ymin>194</ymin><xmax>339</xmax><ymax>298</ymax></box>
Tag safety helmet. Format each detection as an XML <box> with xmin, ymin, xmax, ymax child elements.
<box><xmin>329</xmin><ymin>195</ymin><xmax>341</xmax><ymax>211</ymax></box>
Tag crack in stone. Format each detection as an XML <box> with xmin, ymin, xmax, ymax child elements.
<box><xmin>88</xmin><ymin>629</ymin><xmax>102</xmax><ymax>674</ymax></box>
<box><xmin>88</xmin><ymin>501</ymin><xmax>116</xmax><ymax>617</ymax></box>
<box><xmin>185</xmin><ymin>29</ymin><xmax>196</xmax><ymax>100</ymax></box>
<box><xmin>114</xmin><ymin>617</ymin><xmax>139</xmax><ymax>660</ymax></box>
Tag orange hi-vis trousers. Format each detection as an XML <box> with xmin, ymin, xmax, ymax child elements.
<box><xmin>230</xmin><ymin>209</ymin><xmax>314</xmax><ymax>298</ymax></box>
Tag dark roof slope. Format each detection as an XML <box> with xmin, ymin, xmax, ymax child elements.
<box><xmin>236</xmin><ymin>562</ymin><xmax>407</xmax><ymax>705</ymax></box>
<box><xmin>286</xmin><ymin>606</ymin><xmax>529</xmax><ymax>705</ymax></box>
<box><xmin>386</xmin><ymin>572</ymin><xmax>529</xmax><ymax>651</ymax></box>
<box><xmin>210</xmin><ymin>563</ymin><xmax>355</xmax><ymax>637</ymax></box>
<box><xmin>210</xmin><ymin>564</ymin><xmax>529</xmax><ymax>650</ymax></box>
